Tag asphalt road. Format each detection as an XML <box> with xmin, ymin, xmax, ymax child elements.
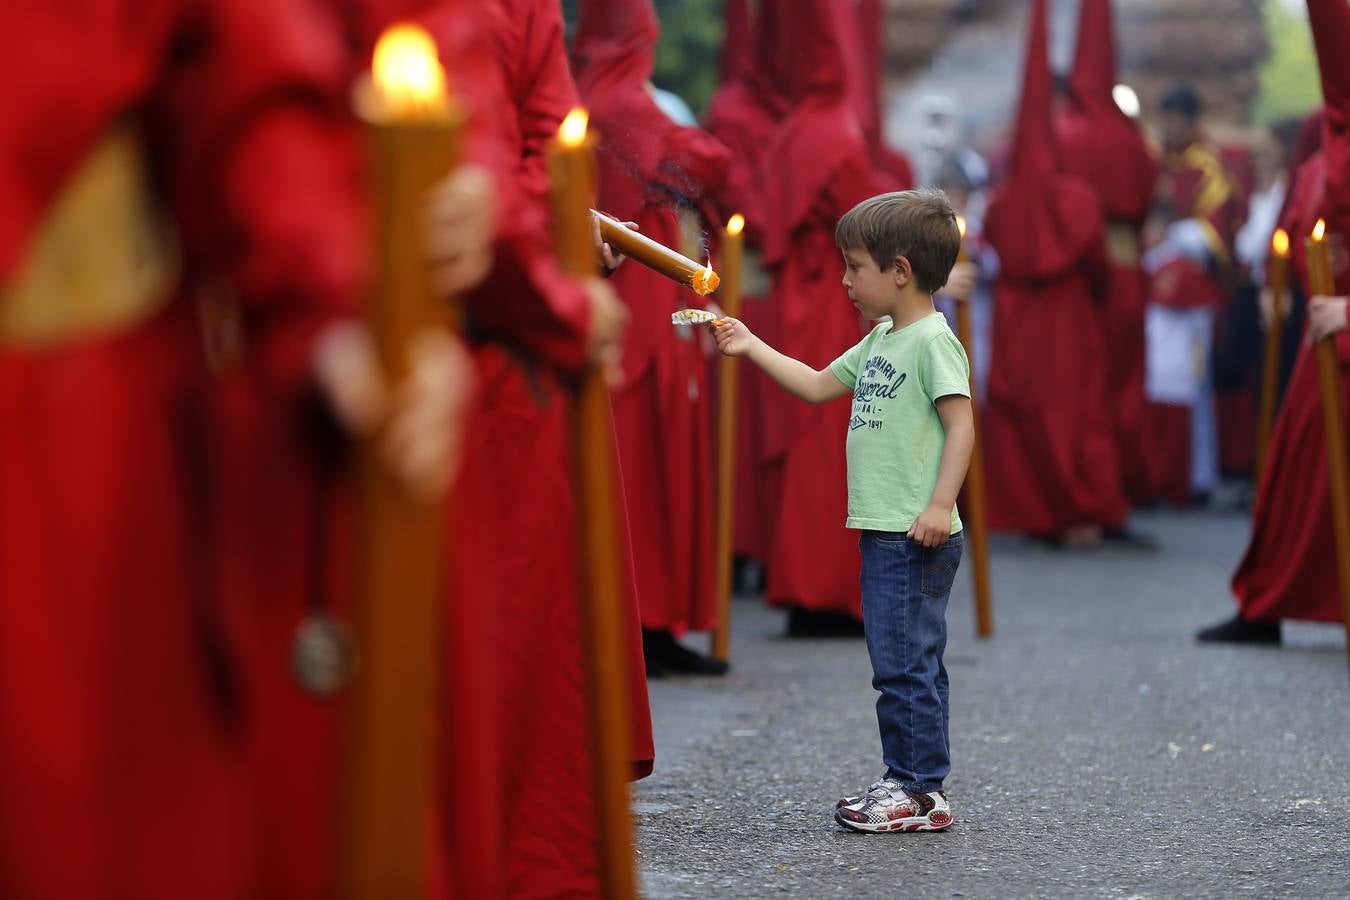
<box><xmin>634</xmin><ymin>508</ymin><xmax>1350</xmax><ymax>899</ymax></box>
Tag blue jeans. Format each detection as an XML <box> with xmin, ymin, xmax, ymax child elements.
<box><xmin>858</xmin><ymin>530</ymin><xmax>963</xmax><ymax>793</ymax></box>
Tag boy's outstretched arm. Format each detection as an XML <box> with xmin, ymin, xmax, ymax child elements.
<box><xmin>909</xmin><ymin>394</ymin><xmax>975</xmax><ymax>547</ymax></box>
<box><xmin>710</xmin><ymin>317</ymin><xmax>850</xmax><ymax>404</ymax></box>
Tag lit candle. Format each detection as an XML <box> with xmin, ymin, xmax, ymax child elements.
<box><xmin>549</xmin><ymin>109</ymin><xmax>597</xmax><ymax>276</ymax></box>
<box><xmin>546</xmin><ymin>107</ymin><xmax>638</xmax><ymax>897</ymax></box>
<box><xmin>1305</xmin><ymin>217</ymin><xmax>1350</xmax><ymax>677</ymax></box>
<box><xmin>594</xmin><ymin>211</ymin><xmax>720</xmax><ymax>295</ymax></box>
<box><xmin>342</xmin><ymin>23</ymin><xmax>464</xmax><ymax>899</ymax></box>
<box><xmin>710</xmin><ymin>213</ymin><xmax>745</xmax><ymax>664</ymax></box>
<box><xmin>1256</xmin><ymin>228</ymin><xmax>1289</xmax><ymax>474</ymax></box>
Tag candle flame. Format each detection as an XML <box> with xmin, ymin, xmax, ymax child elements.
<box><xmin>955</xmin><ymin>215</ymin><xmax>967</xmax><ymax>239</ymax></box>
<box><xmin>1313</xmin><ymin>218</ymin><xmax>1327</xmax><ymax>241</ymax></box>
<box><xmin>371</xmin><ymin>24</ymin><xmax>448</xmax><ymax>115</ymax></box>
<box><xmin>559</xmin><ymin>108</ymin><xmax>589</xmax><ymax>147</ymax></box>
<box><xmin>693</xmin><ymin>265</ymin><xmax>720</xmax><ymax>296</ymax></box>
<box><xmin>727</xmin><ymin>213</ymin><xmax>746</xmax><ymax>236</ymax></box>
<box><xmin>1272</xmin><ymin>228</ymin><xmax>1289</xmax><ymax>257</ymax></box>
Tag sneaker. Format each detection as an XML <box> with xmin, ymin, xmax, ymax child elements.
<box><xmin>833</xmin><ymin>780</ymin><xmax>953</xmax><ymax>833</ymax></box>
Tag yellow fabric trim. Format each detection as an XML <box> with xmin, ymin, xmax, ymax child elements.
<box><xmin>0</xmin><ymin>124</ymin><xmax>177</xmax><ymax>345</ymax></box>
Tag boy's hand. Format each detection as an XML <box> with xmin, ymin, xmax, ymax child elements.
<box><xmin>709</xmin><ymin>316</ymin><xmax>755</xmax><ymax>357</ymax></box>
<box><xmin>1308</xmin><ymin>295</ymin><xmax>1348</xmax><ymax>342</ymax></box>
<box><xmin>944</xmin><ymin>260</ymin><xmax>978</xmax><ymax>303</ymax></box>
<box><xmin>907</xmin><ymin>504</ymin><xmax>952</xmax><ymax>548</ymax></box>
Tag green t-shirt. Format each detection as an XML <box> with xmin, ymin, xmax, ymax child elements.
<box><xmin>828</xmin><ymin>313</ymin><xmax>971</xmax><ymax>532</ymax></box>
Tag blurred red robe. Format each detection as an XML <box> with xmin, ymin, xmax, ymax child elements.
<box><xmin>0</xmin><ymin>1</ymin><xmax>366</xmax><ymax>897</ymax></box>
<box><xmin>1055</xmin><ymin>0</ymin><xmax>1159</xmax><ymax>504</ymax></box>
<box><xmin>574</xmin><ymin>0</ymin><xmax>731</xmax><ymax>635</ymax></box>
<box><xmin>760</xmin><ymin>0</ymin><xmax>880</xmax><ymax>617</ymax></box>
<box><xmin>430</xmin><ymin>0</ymin><xmax>655</xmax><ymax>896</ymax></box>
<box><xmin>1231</xmin><ymin>0</ymin><xmax>1350</xmax><ymax>626</ymax></box>
<box><xmin>703</xmin><ymin>0</ymin><xmax>789</xmax><ymax>564</ymax></box>
<box><xmin>982</xmin><ymin>0</ymin><xmax>1127</xmax><ymax>535</ymax></box>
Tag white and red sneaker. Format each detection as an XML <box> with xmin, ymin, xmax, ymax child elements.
<box><xmin>833</xmin><ymin>780</ymin><xmax>953</xmax><ymax>833</ymax></box>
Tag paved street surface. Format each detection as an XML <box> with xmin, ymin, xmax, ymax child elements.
<box><xmin>635</xmin><ymin>508</ymin><xmax>1350</xmax><ymax>898</ymax></box>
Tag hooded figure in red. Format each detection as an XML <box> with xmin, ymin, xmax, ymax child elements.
<box><xmin>981</xmin><ymin>0</ymin><xmax>1127</xmax><ymax>538</ymax></box>
<box><xmin>760</xmin><ymin>0</ymin><xmax>882</xmax><ymax>627</ymax></box>
<box><xmin>421</xmin><ymin>0</ymin><xmax>657</xmax><ymax>895</ymax></box>
<box><xmin>1055</xmin><ymin>0</ymin><xmax>1158</xmax><ymax>504</ymax></box>
<box><xmin>572</xmin><ymin>0</ymin><xmax>733</xmax><ymax>669</ymax></box>
<box><xmin>0</xmin><ymin>2</ymin><xmax>369</xmax><ymax>897</ymax></box>
<box><xmin>703</xmin><ymin>0</ymin><xmax>791</xmax><ymax>566</ymax></box>
<box><xmin>1203</xmin><ymin>0</ymin><xmax>1350</xmax><ymax>644</ymax></box>
<box><xmin>855</xmin><ymin>0</ymin><xmax>914</xmax><ymax>191</ymax></box>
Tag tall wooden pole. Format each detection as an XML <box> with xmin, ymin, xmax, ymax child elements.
<box><xmin>1304</xmin><ymin>220</ymin><xmax>1350</xmax><ymax>677</ymax></box>
<box><xmin>1256</xmin><ymin>229</ymin><xmax>1289</xmax><ymax>477</ymax></box>
<box><xmin>711</xmin><ymin>214</ymin><xmax>746</xmax><ymax>662</ymax></box>
<box><xmin>547</xmin><ymin>109</ymin><xmax>638</xmax><ymax>900</ymax></box>
<box><xmin>953</xmin><ymin>218</ymin><xmax>993</xmax><ymax>638</ymax></box>
<box><xmin>343</xmin><ymin>26</ymin><xmax>461</xmax><ymax>899</ymax></box>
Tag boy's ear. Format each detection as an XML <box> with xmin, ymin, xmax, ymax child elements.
<box><xmin>892</xmin><ymin>255</ymin><xmax>912</xmax><ymax>286</ymax></box>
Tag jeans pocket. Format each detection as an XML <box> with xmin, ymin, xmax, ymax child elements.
<box><xmin>920</xmin><ymin>535</ymin><xmax>963</xmax><ymax>597</ymax></box>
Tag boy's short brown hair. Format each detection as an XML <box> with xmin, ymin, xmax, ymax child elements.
<box><xmin>834</xmin><ymin>189</ymin><xmax>962</xmax><ymax>295</ymax></box>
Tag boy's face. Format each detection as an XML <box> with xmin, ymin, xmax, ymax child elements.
<box><xmin>840</xmin><ymin>246</ymin><xmax>904</xmax><ymax>319</ymax></box>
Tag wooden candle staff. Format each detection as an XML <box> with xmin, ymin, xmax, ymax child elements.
<box><xmin>343</xmin><ymin>24</ymin><xmax>462</xmax><ymax>899</ymax></box>
<box><xmin>1256</xmin><ymin>228</ymin><xmax>1289</xmax><ymax>477</ymax></box>
<box><xmin>1304</xmin><ymin>218</ymin><xmax>1350</xmax><ymax>676</ymax></box>
<box><xmin>548</xmin><ymin>109</ymin><xmax>638</xmax><ymax>900</ymax></box>
<box><xmin>594</xmin><ymin>210</ymin><xmax>720</xmax><ymax>295</ymax></box>
<box><xmin>711</xmin><ymin>213</ymin><xmax>746</xmax><ymax>663</ymax></box>
<box><xmin>953</xmin><ymin>217</ymin><xmax>993</xmax><ymax>638</ymax></box>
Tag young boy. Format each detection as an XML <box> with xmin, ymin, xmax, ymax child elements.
<box><xmin>710</xmin><ymin>189</ymin><xmax>974</xmax><ymax>832</ymax></box>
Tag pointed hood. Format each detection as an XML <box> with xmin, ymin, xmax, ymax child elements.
<box><xmin>720</xmin><ymin>0</ymin><xmax>754</xmax><ymax>87</ymax></box>
<box><xmin>1056</xmin><ymin>0</ymin><xmax>1157</xmax><ymax>222</ymax></box>
<box><xmin>784</xmin><ymin>0</ymin><xmax>851</xmax><ymax>106</ymax></box>
<box><xmin>571</xmin><ymin>0</ymin><xmax>660</xmax><ymax>99</ymax></box>
<box><xmin>1010</xmin><ymin>0</ymin><xmax>1057</xmax><ymax>178</ymax></box>
<box><xmin>1067</xmin><ymin>0</ymin><xmax>1116</xmax><ymax>115</ymax></box>
<box><xmin>854</xmin><ymin>0</ymin><xmax>913</xmax><ymax>188</ymax></box>
<box><xmin>986</xmin><ymin>0</ymin><xmax>1103</xmax><ymax>280</ymax></box>
<box><xmin>1307</xmin><ymin>0</ymin><xmax>1350</xmax><ymax>231</ymax></box>
<box><xmin>762</xmin><ymin>0</ymin><xmax>873</xmax><ymax>264</ymax></box>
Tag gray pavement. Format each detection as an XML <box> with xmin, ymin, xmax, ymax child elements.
<box><xmin>634</xmin><ymin>508</ymin><xmax>1350</xmax><ymax>899</ymax></box>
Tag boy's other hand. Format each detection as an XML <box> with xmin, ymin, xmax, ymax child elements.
<box><xmin>1308</xmin><ymin>295</ymin><xmax>1348</xmax><ymax>342</ymax></box>
<box><xmin>710</xmin><ymin>316</ymin><xmax>754</xmax><ymax>356</ymax></box>
<box><xmin>907</xmin><ymin>504</ymin><xmax>952</xmax><ymax>548</ymax></box>
<box><xmin>944</xmin><ymin>260</ymin><xmax>977</xmax><ymax>303</ymax></box>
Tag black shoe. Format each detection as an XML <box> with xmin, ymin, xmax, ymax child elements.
<box><xmin>1195</xmin><ymin>615</ymin><xmax>1281</xmax><ymax>645</ymax></box>
<box><xmin>785</xmin><ymin>607</ymin><xmax>866</xmax><ymax>638</ymax></box>
<box><xmin>1100</xmin><ymin>527</ymin><xmax>1159</xmax><ymax>552</ymax></box>
<box><xmin>642</xmin><ymin>629</ymin><xmax>729</xmax><ymax>676</ymax></box>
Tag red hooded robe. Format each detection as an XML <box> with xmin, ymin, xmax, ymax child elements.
<box><xmin>760</xmin><ymin>0</ymin><xmax>880</xmax><ymax>617</ymax></box>
<box><xmin>1055</xmin><ymin>0</ymin><xmax>1158</xmax><ymax>504</ymax></box>
<box><xmin>703</xmin><ymin>0</ymin><xmax>791</xmax><ymax>563</ymax></box>
<box><xmin>573</xmin><ymin>0</ymin><xmax>732</xmax><ymax>635</ymax></box>
<box><xmin>982</xmin><ymin>0</ymin><xmax>1127</xmax><ymax>535</ymax></box>
<box><xmin>1230</xmin><ymin>0</ymin><xmax>1350</xmax><ymax>625</ymax></box>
